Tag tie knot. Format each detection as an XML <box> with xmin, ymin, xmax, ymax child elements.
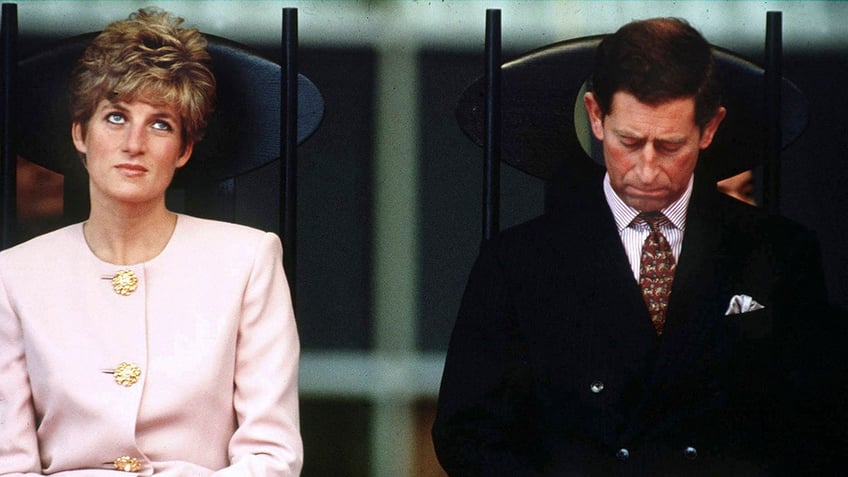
<box><xmin>639</xmin><ymin>212</ymin><xmax>669</xmax><ymax>232</ymax></box>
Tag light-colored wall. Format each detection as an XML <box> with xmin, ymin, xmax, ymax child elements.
<box><xmin>14</xmin><ymin>0</ymin><xmax>848</xmax><ymax>51</ymax></box>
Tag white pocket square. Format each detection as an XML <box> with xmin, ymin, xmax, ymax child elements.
<box><xmin>724</xmin><ymin>294</ymin><xmax>765</xmax><ymax>316</ymax></box>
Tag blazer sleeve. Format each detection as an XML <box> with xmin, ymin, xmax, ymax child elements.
<box><xmin>432</xmin><ymin>238</ymin><xmax>544</xmax><ymax>477</ymax></box>
<box><xmin>0</xmin><ymin>260</ymin><xmax>43</xmax><ymax>476</ymax></box>
<box><xmin>770</xmin><ymin>227</ymin><xmax>846</xmax><ymax>471</ymax></box>
<box><xmin>212</xmin><ymin>232</ymin><xmax>303</xmax><ymax>476</ymax></box>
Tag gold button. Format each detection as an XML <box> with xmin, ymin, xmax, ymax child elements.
<box><xmin>113</xmin><ymin>362</ymin><xmax>142</xmax><ymax>387</ymax></box>
<box><xmin>114</xmin><ymin>455</ymin><xmax>141</xmax><ymax>472</ymax></box>
<box><xmin>112</xmin><ymin>270</ymin><xmax>138</xmax><ymax>296</ymax></box>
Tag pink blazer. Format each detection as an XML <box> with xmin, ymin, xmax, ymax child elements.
<box><xmin>0</xmin><ymin>215</ymin><xmax>302</xmax><ymax>476</ymax></box>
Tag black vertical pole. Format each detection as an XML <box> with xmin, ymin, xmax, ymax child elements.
<box><xmin>483</xmin><ymin>9</ymin><xmax>501</xmax><ymax>241</ymax></box>
<box><xmin>763</xmin><ymin>11</ymin><xmax>782</xmax><ymax>215</ymax></box>
<box><xmin>282</xmin><ymin>8</ymin><xmax>298</xmax><ymax>302</ymax></box>
<box><xmin>0</xmin><ymin>3</ymin><xmax>17</xmax><ymax>249</ymax></box>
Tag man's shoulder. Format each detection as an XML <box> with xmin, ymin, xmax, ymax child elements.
<box><xmin>492</xmin><ymin>206</ymin><xmax>574</xmax><ymax>247</ymax></box>
<box><xmin>710</xmin><ymin>191</ymin><xmax>815</xmax><ymax>238</ymax></box>
<box><xmin>691</xmin><ymin>189</ymin><xmax>821</xmax><ymax>264</ymax></box>
<box><xmin>485</xmin><ymin>194</ymin><xmax>609</xmax><ymax>263</ymax></box>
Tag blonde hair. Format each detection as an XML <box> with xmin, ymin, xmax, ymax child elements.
<box><xmin>69</xmin><ymin>7</ymin><xmax>216</xmax><ymax>146</ymax></box>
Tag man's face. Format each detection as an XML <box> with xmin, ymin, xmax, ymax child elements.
<box><xmin>584</xmin><ymin>91</ymin><xmax>725</xmax><ymax>212</ymax></box>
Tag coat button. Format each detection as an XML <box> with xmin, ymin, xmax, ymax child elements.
<box><xmin>683</xmin><ymin>446</ymin><xmax>698</xmax><ymax>460</ymax></box>
<box><xmin>616</xmin><ymin>448</ymin><xmax>630</xmax><ymax>460</ymax></box>
<box><xmin>114</xmin><ymin>456</ymin><xmax>141</xmax><ymax>472</ymax></box>
<box><xmin>590</xmin><ymin>380</ymin><xmax>604</xmax><ymax>393</ymax></box>
<box><xmin>112</xmin><ymin>362</ymin><xmax>142</xmax><ymax>387</ymax></box>
<box><xmin>111</xmin><ymin>269</ymin><xmax>139</xmax><ymax>296</ymax></box>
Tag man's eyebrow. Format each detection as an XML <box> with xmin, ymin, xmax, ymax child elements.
<box><xmin>612</xmin><ymin>128</ymin><xmax>687</xmax><ymax>144</ymax></box>
<box><xmin>612</xmin><ymin>128</ymin><xmax>643</xmax><ymax>139</ymax></box>
<box><xmin>656</xmin><ymin>136</ymin><xmax>688</xmax><ymax>144</ymax></box>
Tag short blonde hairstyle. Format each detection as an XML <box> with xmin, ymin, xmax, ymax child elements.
<box><xmin>69</xmin><ymin>7</ymin><xmax>216</xmax><ymax>146</ymax></box>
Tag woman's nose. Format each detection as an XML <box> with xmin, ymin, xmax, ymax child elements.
<box><xmin>122</xmin><ymin>125</ymin><xmax>146</xmax><ymax>154</ymax></box>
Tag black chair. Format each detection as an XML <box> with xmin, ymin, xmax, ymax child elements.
<box><xmin>457</xmin><ymin>11</ymin><xmax>807</xmax><ymax>239</ymax></box>
<box><xmin>0</xmin><ymin>5</ymin><xmax>323</xmax><ymax>294</ymax></box>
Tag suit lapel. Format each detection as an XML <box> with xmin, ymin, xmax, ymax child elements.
<box><xmin>544</xmin><ymin>171</ymin><xmax>658</xmax><ymax>362</ymax></box>
<box><xmin>624</xmin><ymin>180</ymin><xmax>739</xmax><ymax>439</ymax></box>
<box><xmin>660</xmin><ymin>180</ymin><xmax>734</xmax><ymax>362</ymax></box>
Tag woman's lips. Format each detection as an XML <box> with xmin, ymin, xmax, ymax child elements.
<box><xmin>115</xmin><ymin>163</ymin><xmax>148</xmax><ymax>177</ymax></box>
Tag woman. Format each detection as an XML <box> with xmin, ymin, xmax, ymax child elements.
<box><xmin>0</xmin><ymin>8</ymin><xmax>303</xmax><ymax>476</ymax></box>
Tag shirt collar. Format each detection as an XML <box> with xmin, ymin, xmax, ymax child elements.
<box><xmin>603</xmin><ymin>173</ymin><xmax>693</xmax><ymax>232</ymax></box>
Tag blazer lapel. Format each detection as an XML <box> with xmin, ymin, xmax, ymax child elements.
<box><xmin>544</xmin><ymin>173</ymin><xmax>658</xmax><ymax>362</ymax></box>
<box><xmin>624</xmin><ymin>180</ymin><xmax>738</xmax><ymax>439</ymax></box>
<box><xmin>658</xmin><ymin>181</ymin><xmax>730</xmax><ymax>361</ymax></box>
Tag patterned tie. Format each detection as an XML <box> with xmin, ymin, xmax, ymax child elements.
<box><xmin>639</xmin><ymin>212</ymin><xmax>676</xmax><ymax>335</ymax></box>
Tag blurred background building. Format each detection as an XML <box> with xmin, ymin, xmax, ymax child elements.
<box><xmin>11</xmin><ymin>1</ymin><xmax>848</xmax><ymax>475</ymax></box>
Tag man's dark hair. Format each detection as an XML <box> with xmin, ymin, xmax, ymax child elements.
<box><xmin>590</xmin><ymin>17</ymin><xmax>721</xmax><ymax>128</ymax></box>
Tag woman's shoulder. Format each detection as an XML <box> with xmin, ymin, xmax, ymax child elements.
<box><xmin>173</xmin><ymin>215</ymin><xmax>282</xmax><ymax>255</ymax></box>
<box><xmin>0</xmin><ymin>223</ymin><xmax>82</xmax><ymax>262</ymax></box>
<box><xmin>177</xmin><ymin>214</ymin><xmax>276</xmax><ymax>239</ymax></box>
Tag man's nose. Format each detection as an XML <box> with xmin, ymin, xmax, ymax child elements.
<box><xmin>635</xmin><ymin>145</ymin><xmax>661</xmax><ymax>182</ymax></box>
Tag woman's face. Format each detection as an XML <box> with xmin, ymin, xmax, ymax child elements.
<box><xmin>72</xmin><ymin>99</ymin><xmax>193</xmax><ymax>209</ymax></box>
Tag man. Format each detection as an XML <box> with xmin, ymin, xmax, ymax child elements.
<box><xmin>433</xmin><ymin>18</ymin><xmax>840</xmax><ymax>475</ymax></box>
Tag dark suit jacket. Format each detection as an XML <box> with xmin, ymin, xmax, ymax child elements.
<box><xmin>433</xmin><ymin>166</ymin><xmax>843</xmax><ymax>476</ymax></box>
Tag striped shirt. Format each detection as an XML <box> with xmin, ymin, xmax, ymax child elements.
<box><xmin>602</xmin><ymin>173</ymin><xmax>693</xmax><ymax>281</ymax></box>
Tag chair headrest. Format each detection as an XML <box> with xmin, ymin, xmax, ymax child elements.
<box><xmin>456</xmin><ymin>35</ymin><xmax>808</xmax><ymax>182</ymax></box>
<box><xmin>15</xmin><ymin>33</ymin><xmax>324</xmax><ymax>181</ymax></box>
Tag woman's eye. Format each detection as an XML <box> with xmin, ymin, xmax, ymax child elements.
<box><xmin>152</xmin><ymin>120</ymin><xmax>173</xmax><ymax>131</ymax></box>
<box><xmin>106</xmin><ymin>112</ymin><xmax>125</xmax><ymax>124</ymax></box>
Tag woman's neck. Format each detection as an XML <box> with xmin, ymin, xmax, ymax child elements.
<box><xmin>83</xmin><ymin>202</ymin><xmax>178</xmax><ymax>265</ymax></box>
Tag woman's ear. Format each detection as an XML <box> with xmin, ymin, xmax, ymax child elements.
<box><xmin>71</xmin><ymin>122</ymin><xmax>87</xmax><ymax>155</ymax></box>
<box><xmin>176</xmin><ymin>141</ymin><xmax>194</xmax><ymax>168</ymax></box>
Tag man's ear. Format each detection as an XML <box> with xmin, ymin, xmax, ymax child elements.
<box><xmin>71</xmin><ymin>122</ymin><xmax>87</xmax><ymax>155</ymax></box>
<box><xmin>583</xmin><ymin>92</ymin><xmax>605</xmax><ymax>141</ymax></box>
<box><xmin>699</xmin><ymin>106</ymin><xmax>727</xmax><ymax>150</ymax></box>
